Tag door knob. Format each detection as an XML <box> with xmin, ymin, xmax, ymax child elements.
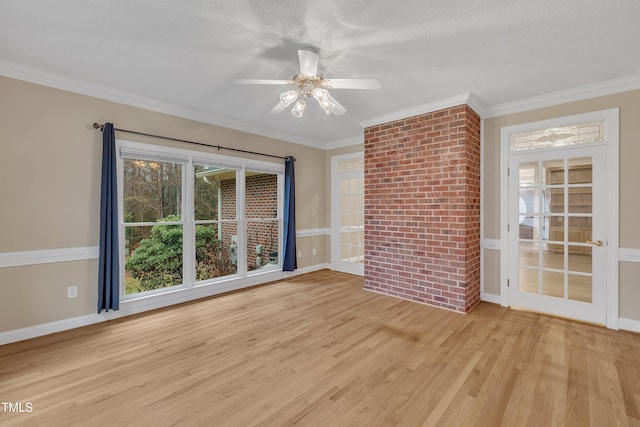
<box><xmin>586</xmin><ymin>240</ymin><xmax>603</xmax><ymax>246</ymax></box>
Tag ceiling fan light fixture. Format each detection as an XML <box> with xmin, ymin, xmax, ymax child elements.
<box><xmin>291</xmin><ymin>100</ymin><xmax>306</xmax><ymax>118</ymax></box>
<box><xmin>235</xmin><ymin>48</ymin><xmax>381</xmax><ymax>118</ymax></box>
<box><xmin>280</xmin><ymin>90</ymin><xmax>298</xmax><ymax>106</ymax></box>
<box><xmin>318</xmin><ymin>99</ymin><xmax>335</xmax><ymax>114</ymax></box>
<box><xmin>312</xmin><ymin>87</ymin><xmax>329</xmax><ymax>102</ymax></box>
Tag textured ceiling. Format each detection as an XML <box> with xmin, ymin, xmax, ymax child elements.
<box><xmin>1</xmin><ymin>0</ymin><xmax>640</xmax><ymax>148</ymax></box>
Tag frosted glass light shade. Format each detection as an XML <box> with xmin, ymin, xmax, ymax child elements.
<box><xmin>280</xmin><ymin>90</ymin><xmax>298</xmax><ymax>106</ymax></box>
<box><xmin>312</xmin><ymin>87</ymin><xmax>329</xmax><ymax>102</ymax></box>
<box><xmin>291</xmin><ymin>100</ymin><xmax>306</xmax><ymax>118</ymax></box>
<box><xmin>319</xmin><ymin>99</ymin><xmax>335</xmax><ymax>114</ymax></box>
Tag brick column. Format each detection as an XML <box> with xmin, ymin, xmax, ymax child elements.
<box><xmin>364</xmin><ymin>104</ymin><xmax>480</xmax><ymax>313</ymax></box>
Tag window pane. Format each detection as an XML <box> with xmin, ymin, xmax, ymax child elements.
<box><xmin>568</xmin><ymin>158</ymin><xmax>592</xmax><ymax>184</ymax></box>
<box><xmin>519</xmin><ymin>215</ymin><xmax>538</xmax><ymax>240</ymax></box>
<box><xmin>194</xmin><ymin>165</ymin><xmax>229</xmax><ymax>221</ymax></box>
<box><xmin>519</xmin><ymin>268</ymin><xmax>538</xmax><ymax>294</ymax></box>
<box><xmin>519</xmin><ymin>189</ymin><xmax>536</xmax><ymax>214</ymax></box>
<box><xmin>568</xmin><ymin>274</ymin><xmax>592</xmax><ymax>303</ymax></box>
<box><xmin>568</xmin><ymin>188</ymin><xmax>591</xmax><ymax>214</ymax></box>
<box><xmin>219</xmin><ymin>174</ymin><xmax>237</xmax><ymax>220</ymax></box>
<box><xmin>349</xmin><ymin>178</ymin><xmax>359</xmax><ymax>194</ymax></box>
<box><xmin>341</xmin><ymin>244</ymin><xmax>350</xmax><ymax>261</ymax></box>
<box><xmin>123</xmin><ymin>159</ymin><xmax>182</xmax><ymax>223</ymax></box>
<box><xmin>568</xmin><ymin>246</ymin><xmax>592</xmax><ymax>274</ymax></box>
<box><xmin>568</xmin><ymin>217</ymin><xmax>591</xmax><ymax>242</ymax></box>
<box><xmin>245</xmin><ymin>171</ymin><xmax>278</xmax><ymax>219</ymax></box>
<box><xmin>546</xmin><ymin>189</ymin><xmax>563</xmax><ymax>213</ymax></box>
<box><xmin>542</xmin><ymin>159</ymin><xmax>564</xmax><ymax>186</ymax></box>
<box><xmin>246</xmin><ymin>220</ymin><xmax>279</xmax><ymax>271</ymax></box>
<box><xmin>548</xmin><ymin>216</ymin><xmax>564</xmax><ymax>242</ymax></box>
<box><xmin>195</xmin><ymin>223</ymin><xmax>237</xmax><ymax>282</ymax></box>
<box><xmin>519</xmin><ymin>162</ymin><xmax>537</xmax><ymax>188</ymax></box>
<box><xmin>124</xmin><ymin>224</ymin><xmax>183</xmax><ymax>295</ymax></box>
<box><xmin>542</xmin><ymin>270</ymin><xmax>564</xmax><ymax>299</ymax></box>
<box><xmin>542</xmin><ymin>243</ymin><xmax>563</xmax><ymax>270</ymax></box>
<box><xmin>220</xmin><ymin>222</ymin><xmax>238</xmax><ymax>271</ymax></box>
<box><xmin>245</xmin><ymin>170</ymin><xmax>279</xmax><ymax>273</ymax></box>
<box><xmin>519</xmin><ymin>241</ymin><xmax>539</xmax><ymax>268</ymax></box>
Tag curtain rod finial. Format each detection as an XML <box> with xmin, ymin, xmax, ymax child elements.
<box><xmin>93</xmin><ymin>122</ymin><xmax>104</xmax><ymax>131</ymax></box>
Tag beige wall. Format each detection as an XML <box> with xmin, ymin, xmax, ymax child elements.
<box><xmin>0</xmin><ymin>76</ymin><xmax>328</xmax><ymax>332</ymax></box>
<box><xmin>483</xmin><ymin>89</ymin><xmax>640</xmax><ymax>321</ymax></box>
<box><xmin>4</xmin><ymin>73</ymin><xmax>638</xmax><ymax>333</ymax></box>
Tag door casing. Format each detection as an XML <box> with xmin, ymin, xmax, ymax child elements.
<box><xmin>331</xmin><ymin>152</ymin><xmax>365</xmax><ymax>276</ymax></box>
<box><xmin>499</xmin><ymin>108</ymin><xmax>619</xmax><ymax>329</ymax></box>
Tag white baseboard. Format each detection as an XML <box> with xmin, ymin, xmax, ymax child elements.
<box><xmin>480</xmin><ymin>292</ymin><xmax>501</xmax><ymax>304</ymax></box>
<box><xmin>0</xmin><ymin>313</ymin><xmax>107</xmax><ymax>346</ymax></box>
<box><xmin>619</xmin><ymin>317</ymin><xmax>640</xmax><ymax>334</ymax></box>
<box><xmin>0</xmin><ymin>263</ymin><xmax>330</xmax><ymax>346</ymax></box>
<box><xmin>4</xmin><ymin>262</ymin><xmax>633</xmax><ymax>346</ymax></box>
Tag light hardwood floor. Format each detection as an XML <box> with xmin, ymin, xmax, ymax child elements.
<box><xmin>1</xmin><ymin>270</ymin><xmax>639</xmax><ymax>426</ymax></box>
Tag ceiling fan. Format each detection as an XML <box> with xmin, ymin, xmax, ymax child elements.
<box><xmin>234</xmin><ymin>48</ymin><xmax>382</xmax><ymax>118</ymax></box>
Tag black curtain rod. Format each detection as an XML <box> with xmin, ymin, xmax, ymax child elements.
<box><xmin>92</xmin><ymin>123</ymin><xmax>294</xmax><ymax>161</ymax></box>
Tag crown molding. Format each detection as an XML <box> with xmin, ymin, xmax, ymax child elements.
<box><xmin>4</xmin><ymin>58</ymin><xmax>640</xmax><ymax>147</ymax></box>
<box><xmin>324</xmin><ymin>134</ymin><xmax>364</xmax><ymax>150</ymax></box>
<box><xmin>487</xmin><ymin>74</ymin><xmax>640</xmax><ymax>118</ymax></box>
<box><xmin>466</xmin><ymin>93</ymin><xmax>491</xmax><ymax>118</ymax></box>
<box><xmin>0</xmin><ymin>58</ymin><xmax>326</xmax><ymax>150</ymax></box>
<box><xmin>359</xmin><ymin>93</ymin><xmax>474</xmax><ymax>128</ymax></box>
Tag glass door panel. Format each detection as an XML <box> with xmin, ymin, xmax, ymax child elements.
<box><xmin>509</xmin><ymin>147</ymin><xmax>605</xmax><ymax>324</ymax></box>
<box><xmin>332</xmin><ymin>154</ymin><xmax>365</xmax><ymax>276</ymax></box>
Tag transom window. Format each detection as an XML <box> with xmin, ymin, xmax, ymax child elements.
<box><xmin>119</xmin><ymin>141</ymin><xmax>283</xmax><ymax>298</ymax></box>
<box><xmin>335</xmin><ymin>156</ymin><xmax>364</xmax><ymax>172</ymax></box>
<box><xmin>509</xmin><ymin>120</ymin><xmax>605</xmax><ymax>152</ymax></box>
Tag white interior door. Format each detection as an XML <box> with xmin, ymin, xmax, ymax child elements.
<box><xmin>508</xmin><ymin>145</ymin><xmax>607</xmax><ymax>324</ymax></box>
<box><xmin>332</xmin><ymin>154</ymin><xmax>364</xmax><ymax>276</ymax></box>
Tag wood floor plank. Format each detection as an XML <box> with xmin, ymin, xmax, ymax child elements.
<box><xmin>1</xmin><ymin>270</ymin><xmax>639</xmax><ymax>426</ymax></box>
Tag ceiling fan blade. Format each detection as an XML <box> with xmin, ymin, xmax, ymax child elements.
<box><xmin>234</xmin><ymin>79</ymin><xmax>292</xmax><ymax>85</ymax></box>
<box><xmin>269</xmin><ymin>101</ymin><xmax>288</xmax><ymax>114</ymax></box>
<box><xmin>323</xmin><ymin>78</ymin><xmax>382</xmax><ymax>90</ymax></box>
<box><xmin>298</xmin><ymin>49</ymin><xmax>319</xmax><ymax>77</ymax></box>
<box><xmin>328</xmin><ymin>95</ymin><xmax>347</xmax><ymax>116</ymax></box>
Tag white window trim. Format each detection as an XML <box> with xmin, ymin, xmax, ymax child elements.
<box><xmin>116</xmin><ymin>139</ymin><xmax>285</xmax><ymax>303</ymax></box>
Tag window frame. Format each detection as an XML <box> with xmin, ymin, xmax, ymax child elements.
<box><xmin>117</xmin><ymin>139</ymin><xmax>284</xmax><ymax>301</ymax></box>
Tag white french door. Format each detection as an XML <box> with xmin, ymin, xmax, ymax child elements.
<box><xmin>508</xmin><ymin>145</ymin><xmax>607</xmax><ymax>324</ymax></box>
<box><xmin>331</xmin><ymin>153</ymin><xmax>364</xmax><ymax>276</ymax></box>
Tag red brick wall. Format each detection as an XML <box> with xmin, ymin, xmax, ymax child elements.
<box><xmin>364</xmin><ymin>104</ymin><xmax>481</xmax><ymax>313</ymax></box>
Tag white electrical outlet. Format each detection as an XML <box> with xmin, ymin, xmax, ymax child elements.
<box><xmin>67</xmin><ymin>286</ymin><xmax>78</xmax><ymax>299</ymax></box>
<box><xmin>312</xmin><ymin>248</ymin><xmax>317</xmax><ymax>255</ymax></box>
<box><xmin>297</xmin><ymin>250</ymin><xmax>302</xmax><ymax>258</ymax></box>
